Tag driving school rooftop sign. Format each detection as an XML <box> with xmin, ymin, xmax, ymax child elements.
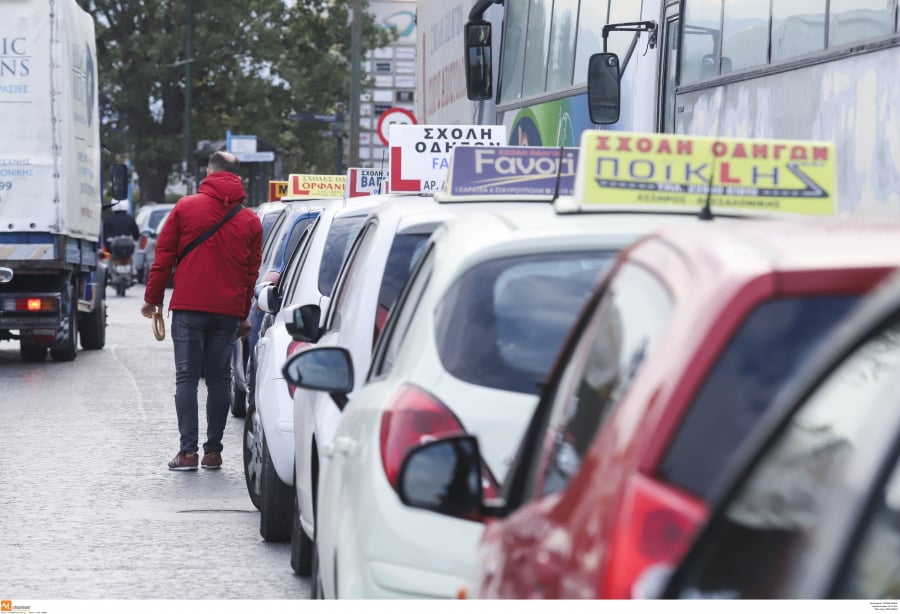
<box><xmin>574</xmin><ymin>131</ymin><xmax>836</xmax><ymax>215</ymax></box>
<box><xmin>286</xmin><ymin>174</ymin><xmax>346</xmax><ymax>199</ymax></box>
<box><xmin>444</xmin><ymin>146</ymin><xmax>579</xmax><ymax>199</ymax></box>
<box><xmin>388</xmin><ymin>124</ymin><xmax>507</xmax><ymax>194</ymax></box>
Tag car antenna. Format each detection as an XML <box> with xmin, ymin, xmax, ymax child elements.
<box><xmin>551</xmin><ymin>146</ymin><xmax>564</xmax><ymax>203</ymax></box>
<box><xmin>698</xmin><ymin>121</ymin><xmax>721</xmax><ymax>221</ymax></box>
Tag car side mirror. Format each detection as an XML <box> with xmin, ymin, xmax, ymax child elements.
<box><xmin>257</xmin><ymin>284</ymin><xmax>282</xmax><ymax>315</ymax></box>
<box><xmin>111</xmin><ymin>163</ymin><xmax>129</xmax><ymax>201</ymax></box>
<box><xmin>465</xmin><ymin>20</ymin><xmax>493</xmax><ymax>101</ymax></box>
<box><xmin>587</xmin><ymin>52</ymin><xmax>621</xmax><ymax>125</ymax></box>
<box><xmin>281</xmin><ymin>345</ymin><xmax>354</xmax><ymax>409</ymax></box>
<box><xmin>397</xmin><ymin>435</ymin><xmax>486</xmax><ymax>520</ymax></box>
<box><xmin>284</xmin><ymin>303</ymin><xmax>321</xmax><ymax>342</ymax></box>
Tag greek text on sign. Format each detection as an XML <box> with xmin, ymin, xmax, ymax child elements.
<box><xmin>268</xmin><ymin>180</ymin><xmax>288</xmax><ymax>201</ymax></box>
<box><xmin>445</xmin><ymin>146</ymin><xmax>579</xmax><ymax>199</ymax></box>
<box><xmin>574</xmin><ymin>131</ymin><xmax>836</xmax><ymax>215</ymax></box>
<box><xmin>286</xmin><ymin>174</ymin><xmax>346</xmax><ymax>199</ymax></box>
<box><xmin>345</xmin><ymin>168</ymin><xmax>385</xmax><ymax>198</ymax></box>
<box><xmin>388</xmin><ymin>124</ymin><xmax>507</xmax><ymax>195</ymax></box>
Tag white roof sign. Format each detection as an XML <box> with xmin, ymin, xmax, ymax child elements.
<box><xmin>387</xmin><ymin>124</ymin><xmax>507</xmax><ymax>194</ymax></box>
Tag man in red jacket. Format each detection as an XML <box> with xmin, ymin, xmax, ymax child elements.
<box><xmin>141</xmin><ymin>151</ymin><xmax>263</xmax><ymax>471</ymax></box>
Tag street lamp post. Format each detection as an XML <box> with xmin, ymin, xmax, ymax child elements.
<box><xmin>183</xmin><ymin>0</ymin><xmax>194</xmax><ymax>195</ymax></box>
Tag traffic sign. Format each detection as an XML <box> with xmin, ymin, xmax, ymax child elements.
<box><xmin>376</xmin><ymin>107</ymin><xmax>417</xmax><ymax>146</ymax></box>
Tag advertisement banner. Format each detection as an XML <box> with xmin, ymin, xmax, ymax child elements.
<box><xmin>286</xmin><ymin>174</ymin><xmax>346</xmax><ymax>199</ymax></box>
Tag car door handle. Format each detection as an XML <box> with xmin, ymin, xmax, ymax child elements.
<box><xmin>334</xmin><ymin>436</ymin><xmax>355</xmax><ymax>455</ymax></box>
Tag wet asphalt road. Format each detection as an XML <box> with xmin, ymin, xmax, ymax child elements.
<box><xmin>0</xmin><ymin>287</ymin><xmax>310</xmax><ymax>599</ymax></box>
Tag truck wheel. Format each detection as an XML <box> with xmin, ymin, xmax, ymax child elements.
<box><xmin>50</xmin><ymin>310</ymin><xmax>78</xmax><ymax>362</ymax></box>
<box><xmin>80</xmin><ymin>303</ymin><xmax>106</xmax><ymax>350</ymax></box>
<box><xmin>20</xmin><ymin>341</ymin><xmax>47</xmax><ymax>362</ymax></box>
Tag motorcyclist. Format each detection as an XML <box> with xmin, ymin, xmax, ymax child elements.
<box><xmin>103</xmin><ymin>201</ymin><xmax>140</xmax><ymax>251</ymax></box>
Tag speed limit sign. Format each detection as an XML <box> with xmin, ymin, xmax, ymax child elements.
<box><xmin>377</xmin><ymin>107</ymin><xmax>417</xmax><ymax>146</ymax></box>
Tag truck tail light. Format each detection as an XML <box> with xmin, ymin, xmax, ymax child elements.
<box><xmin>5</xmin><ymin>297</ymin><xmax>58</xmax><ymax>312</ymax></box>
<box><xmin>600</xmin><ymin>474</ymin><xmax>707</xmax><ymax>599</ymax></box>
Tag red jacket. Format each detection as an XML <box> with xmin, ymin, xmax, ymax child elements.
<box><xmin>144</xmin><ymin>172</ymin><xmax>262</xmax><ymax>319</ymax></box>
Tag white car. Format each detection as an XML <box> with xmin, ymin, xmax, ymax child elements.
<box><xmin>245</xmin><ymin>195</ymin><xmax>390</xmax><ymax>542</ymax></box>
<box><xmin>281</xmin><ymin>205</ymin><xmax>721</xmax><ymax>598</ymax></box>
<box><xmin>283</xmin><ymin>194</ymin><xmax>512</xmax><ymax>577</ymax></box>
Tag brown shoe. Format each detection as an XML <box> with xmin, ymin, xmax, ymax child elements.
<box><xmin>201</xmin><ymin>451</ymin><xmax>222</xmax><ymax>469</ymax></box>
<box><xmin>168</xmin><ymin>451</ymin><xmax>199</xmax><ymax>471</ymax></box>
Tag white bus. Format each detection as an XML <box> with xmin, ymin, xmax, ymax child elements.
<box><xmin>421</xmin><ymin>0</ymin><xmax>900</xmax><ymax>213</ymax></box>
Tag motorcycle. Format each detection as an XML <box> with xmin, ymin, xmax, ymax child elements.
<box><xmin>106</xmin><ymin>235</ymin><xmax>136</xmax><ymax>297</ymax></box>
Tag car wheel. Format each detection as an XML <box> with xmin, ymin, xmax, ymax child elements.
<box><xmin>290</xmin><ymin>487</ymin><xmax>313</xmax><ymax>576</ymax></box>
<box><xmin>242</xmin><ymin>404</ymin><xmax>262</xmax><ymax>510</ymax></box>
<box><xmin>258</xmin><ymin>432</ymin><xmax>292</xmax><ymax>542</ymax></box>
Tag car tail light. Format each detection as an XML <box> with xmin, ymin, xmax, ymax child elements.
<box><xmin>284</xmin><ymin>339</ymin><xmax>311</xmax><ymax>398</ymax></box>
<box><xmin>600</xmin><ymin>474</ymin><xmax>707</xmax><ymax>598</ymax></box>
<box><xmin>379</xmin><ymin>385</ymin><xmax>466</xmax><ymax>489</ymax></box>
<box><xmin>138</xmin><ymin>236</ymin><xmax>148</xmax><ymax>250</ymax></box>
<box><xmin>262</xmin><ymin>270</ymin><xmax>280</xmax><ymax>286</ymax></box>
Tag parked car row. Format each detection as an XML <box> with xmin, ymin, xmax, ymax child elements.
<box><xmin>234</xmin><ymin>131</ymin><xmax>900</xmax><ymax>600</ymax></box>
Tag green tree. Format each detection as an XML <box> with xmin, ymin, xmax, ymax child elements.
<box><xmin>81</xmin><ymin>0</ymin><xmax>394</xmax><ymax>204</ymax></box>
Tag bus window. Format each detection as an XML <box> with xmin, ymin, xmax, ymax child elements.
<box><xmin>522</xmin><ymin>0</ymin><xmax>553</xmax><ymax>97</ymax></box>
<box><xmin>722</xmin><ymin>2</ymin><xmax>769</xmax><ymax>73</ymax></box>
<box><xmin>772</xmin><ymin>1</ymin><xmax>826</xmax><ymax>62</ymax></box>
<box><xmin>546</xmin><ymin>0</ymin><xmax>578</xmax><ymax>91</ymax></box>
<box><xmin>574</xmin><ymin>2</ymin><xmax>608</xmax><ymax>85</ymax></box>
<box><xmin>829</xmin><ymin>0</ymin><xmax>897</xmax><ymax>48</ymax></box>
<box><xmin>499</xmin><ymin>2</ymin><xmax>528</xmax><ymax>103</ymax></box>
<box><xmin>682</xmin><ymin>1</ymin><xmax>721</xmax><ymax>84</ymax></box>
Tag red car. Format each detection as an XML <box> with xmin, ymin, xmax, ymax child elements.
<box><xmin>395</xmin><ymin>215</ymin><xmax>900</xmax><ymax>598</ymax></box>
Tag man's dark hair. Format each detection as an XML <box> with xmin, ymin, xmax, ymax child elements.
<box><xmin>207</xmin><ymin>151</ymin><xmax>240</xmax><ymax>175</ymax></box>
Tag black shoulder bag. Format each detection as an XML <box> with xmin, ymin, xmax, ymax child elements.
<box><xmin>176</xmin><ymin>204</ymin><xmax>243</xmax><ymax>265</ymax></box>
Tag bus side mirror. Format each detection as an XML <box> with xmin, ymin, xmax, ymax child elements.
<box><xmin>111</xmin><ymin>164</ymin><xmax>129</xmax><ymax>201</ymax></box>
<box><xmin>587</xmin><ymin>53</ymin><xmax>621</xmax><ymax>125</ymax></box>
<box><xmin>465</xmin><ymin>20</ymin><xmax>492</xmax><ymax>101</ymax></box>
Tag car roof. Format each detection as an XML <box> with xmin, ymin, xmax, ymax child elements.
<box><xmin>649</xmin><ymin>215</ymin><xmax>900</xmax><ymax>282</ymax></box>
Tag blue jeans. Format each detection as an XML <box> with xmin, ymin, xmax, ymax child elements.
<box><xmin>171</xmin><ymin>310</ymin><xmax>240</xmax><ymax>454</ymax></box>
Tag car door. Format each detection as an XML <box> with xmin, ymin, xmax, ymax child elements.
<box><xmin>661</xmin><ymin>308</ymin><xmax>900</xmax><ymax>599</ymax></box>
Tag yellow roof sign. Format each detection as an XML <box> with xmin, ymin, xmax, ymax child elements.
<box><xmin>286</xmin><ymin>174</ymin><xmax>346</xmax><ymax>199</ymax></box>
<box><xmin>573</xmin><ymin>131</ymin><xmax>836</xmax><ymax>215</ymax></box>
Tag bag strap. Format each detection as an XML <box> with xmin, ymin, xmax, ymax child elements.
<box><xmin>177</xmin><ymin>204</ymin><xmax>243</xmax><ymax>265</ymax></box>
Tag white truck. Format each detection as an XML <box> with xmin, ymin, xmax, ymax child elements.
<box><xmin>0</xmin><ymin>0</ymin><xmax>127</xmax><ymax>362</ymax></box>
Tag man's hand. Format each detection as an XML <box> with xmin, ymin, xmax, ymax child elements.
<box><xmin>141</xmin><ymin>303</ymin><xmax>162</xmax><ymax>319</ymax></box>
<box><xmin>237</xmin><ymin>318</ymin><xmax>252</xmax><ymax>340</ymax></box>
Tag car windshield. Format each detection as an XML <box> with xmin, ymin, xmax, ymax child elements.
<box><xmin>317</xmin><ymin>215</ymin><xmax>368</xmax><ymax>297</ymax></box>
<box><xmin>434</xmin><ymin>251</ymin><xmax>613</xmax><ymax>395</ymax></box>
<box><xmin>659</xmin><ymin>295</ymin><xmax>861</xmax><ymax>499</ymax></box>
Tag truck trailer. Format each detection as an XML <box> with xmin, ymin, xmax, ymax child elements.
<box><xmin>0</xmin><ymin>0</ymin><xmax>126</xmax><ymax>362</ymax></box>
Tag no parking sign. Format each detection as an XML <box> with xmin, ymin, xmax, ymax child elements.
<box><xmin>377</xmin><ymin>107</ymin><xmax>417</xmax><ymax>146</ymax></box>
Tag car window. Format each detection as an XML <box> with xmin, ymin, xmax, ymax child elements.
<box><xmin>262</xmin><ymin>210</ymin><xmax>288</xmax><ymax>266</ymax></box>
<box><xmin>373</xmin><ymin>232</ymin><xmax>431</xmax><ymax>347</ymax></box>
<box><xmin>281</xmin><ymin>216</ymin><xmax>316</xmax><ymax>268</ymax></box>
<box><xmin>282</xmin><ymin>217</ymin><xmax>321</xmax><ymax>305</ymax></box>
<box><xmin>838</xmin><ymin>452</ymin><xmax>900</xmax><ymax>599</ymax></box>
<box><xmin>317</xmin><ymin>214</ymin><xmax>368</xmax><ymax>297</ymax></box>
<box><xmin>372</xmin><ymin>246</ymin><xmax>435</xmax><ymax>379</ymax></box>
<box><xmin>148</xmin><ymin>208</ymin><xmax>170</xmax><ymax>230</ymax></box>
<box><xmin>277</xmin><ymin>225</ymin><xmax>314</xmax><ymax>301</ymax></box>
<box><xmin>535</xmin><ymin>262</ymin><xmax>672</xmax><ymax>497</ymax></box>
<box><xmin>328</xmin><ymin>221</ymin><xmax>379</xmax><ymax>332</ymax></box>
<box><xmin>669</xmin><ymin>320</ymin><xmax>900</xmax><ymax>599</ymax></box>
<box><xmin>660</xmin><ymin>295</ymin><xmax>861</xmax><ymax>499</ymax></box>
<box><xmin>434</xmin><ymin>251</ymin><xmax>613</xmax><ymax>396</ymax></box>
<box><xmin>261</xmin><ymin>210</ymin><xmax>284</xmax><ymax>244</ymax></box>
